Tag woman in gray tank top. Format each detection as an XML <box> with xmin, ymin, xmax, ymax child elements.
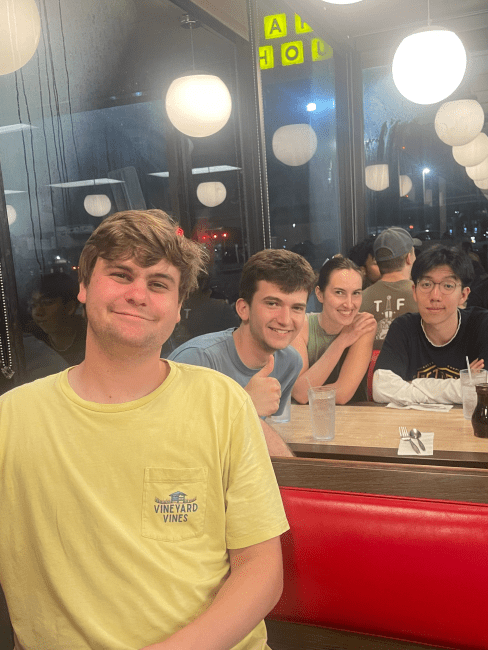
<box><xmin>291</xmin><ymin>257</ymin><xmax>376</xmax><ymax>404</ymax></box>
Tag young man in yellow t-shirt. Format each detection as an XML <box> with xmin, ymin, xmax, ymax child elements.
<box><xmin>0</xmin><ymin>210</ymin><xmax>289</xmax><ymax>650</ymax></box>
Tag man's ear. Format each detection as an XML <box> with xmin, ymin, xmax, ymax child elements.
<box><xmin>315</xmin><ymin>286</ymin><xmax>324</xmax><ymax>304</ymax></box>
<box><xmin>235</xmin><ymin>297</ymin><xmax>250</xmax><ymax>322</ymax></box>
<box><xmin>78</xmin><ymin>283</ymin><xmax>87</xmax><ymax>305</ymax></box>
<box><xmin>412</xmin><ymin>282</ymin><xmax>418</xmax><ymax>304</ymax></box>
<box><xmin>460</xmin><ymin>286</ymin><xmax>470</xmax><ymax>306</ymax></box>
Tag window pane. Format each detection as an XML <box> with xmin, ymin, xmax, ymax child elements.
<box><xmin>257</xmin><ymin>1</ymin><xmax>341</xmax><ymax>270</ymax></box>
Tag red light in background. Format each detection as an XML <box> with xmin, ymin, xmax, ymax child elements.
<box><xmin>213</xmin><ymin>234</ymin><xmax>218</xmax><ymax>239</ymax></box>
<box><xmin>223</xmin><ymin>233</ymin><xmax>227</xmax><ymax>238</ymax></box>
<box><xmin>409</xmin><ymin>225</ymin><xmax>414</xmax><ymax>229</ymax></box>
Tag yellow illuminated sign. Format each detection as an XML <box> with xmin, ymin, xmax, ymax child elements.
<box><xmin>260</xmin><ymin>13</ymin><xmax>333</xmax><ymax>70</ymax></box>
<box><xmin>281</xmin><ymin>41</ymin><xmax>304</xmax><ymax>66</ymax></box>
<box><xmin>259</xmin><ymin>46</ymin><xmax>274</xmax><ymax>70</ymax></box>
<box><xmin>311</xmin><ymin>38</ymin><xmax>333</xmax><ymax>62</ymax></box>
<box><xmin>264</xmin><ymin>13</ymin><xmax>287</xmax><ymax>39</ymax></box>
<box><xmin>295</xmin><ymin>14</ymin><xmax>313</xmax><ymax>35</ymax></box>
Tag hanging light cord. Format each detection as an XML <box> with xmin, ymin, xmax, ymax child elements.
<box><xmin>427</xmin><ymin>0</ymin><xmax>431</xmax><ymax>26</ymax></box>
<box><xmin>0</xmin><ymin>262</ymin><xmax>14</xmax><ymax>379</ymax></box>
<box><xmin>189</xmin><ymin>23</ymin><xmax>196</xmax><ymax>71</ymax></box>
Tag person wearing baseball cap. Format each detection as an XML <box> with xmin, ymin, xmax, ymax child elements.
<box><xmin>361</xmin><ymin>227</ymin><xmax>419</xmax><ymax>353</ymax></box>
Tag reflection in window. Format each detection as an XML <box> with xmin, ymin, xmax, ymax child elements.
<box><xmin>0</xmin><ymin>0</ymin><xmax>250</xmax><ymax>381</ymax></box>
<box><xmin>362</xmin><ymin>54</ymin><xmax>488</xmax><ymax>269</ymax></box>
<box><xmin>258</xmin><ymin>1</ymin><xmax>340</xmax><ymax>271</ymax></box>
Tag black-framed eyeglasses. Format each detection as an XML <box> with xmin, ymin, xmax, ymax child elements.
<box><xmin>416</xmin><ymin>279</ymin><xmax>461</xmax><ymax>295</ymax></box>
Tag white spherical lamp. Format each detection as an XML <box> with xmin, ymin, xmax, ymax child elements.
<box><xmin>165</xmin><ymin>74</ymin><xmax>232</xmax><ymax>138</ymax></box>
<box><xmin>196</xmin><ymin>182</ymin><xmax>226</xmax><ymax>207</ymax></box>
<box><xmin>6</xmin><ymin>205</ymin><xmax>17</xmax><ymax>225</ymax></box>
<box><xmin>365</xmin><ymin>164</ymin><xmax>389</xmax><ymax>191</ymax></box>
<box><xmin>465</xmin><ymin>158</ymin><xmax>488</xmax><ymax>182</ymax></box>
<box><xmin>474</xmin><ymin>178</ymin><xmax>488</xmax><ymax>191</ymax></box>
<box><xmin>434</xmin><ymin>100</ymin><xmax>485</xmax><ymax>146</ymax></box>
<box><xmin>392</xmin><ymin>28</ymin><xmax>467</xmax><ymax>105</ymax></box>
<box><xmin>272</xmin><ymin>124</ymin><xmax>317</xmax><ymax>166</ymax></box>
<box><xmin>84</xmin><ymin>194</ymin><xmax>111</xmax><ymax>217</ymax></box>
<box><xmin>452</xmin><ymin>133</ymin><xmax>488</xmax><ymax>167</ymax></box>
<box><xmin>399</xmin><ymin>175</ymin><xmax>412</xmax><ymax>197</ymax></box>
<box><xmin>0</xmin><ymin>0</ymin><xmax>41</xmax><ymax>75</ymax></box>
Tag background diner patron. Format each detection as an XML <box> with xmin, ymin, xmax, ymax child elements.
<box><xmin>361</xmin><ymin>227</ymin><xmax>419</xmax><ymax>350</ymax></box>
<box><xmin>168</xmin><ymin>249</ymin><xmax>316</xmax><ymax>457</ymax></box>
<box><xmin>373</xmin><ymin>246</ymin><xmax>488</xmax><ymax>405</ymax></box>
<box><xmin>291</xmin><ymin>257</ymin><xmax>376</xmax><ymax>405</ymax></box>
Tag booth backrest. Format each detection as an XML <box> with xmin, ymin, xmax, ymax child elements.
<box><xmin>268</xmin><ymin>486</ymin><xmax>488</xmax><ymax>650</ymax></box>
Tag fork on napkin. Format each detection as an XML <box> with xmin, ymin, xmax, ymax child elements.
<box><xmin>398</xmin><ymin>432</ymin><xmax>434</xmax><ymax>455</ymax></box>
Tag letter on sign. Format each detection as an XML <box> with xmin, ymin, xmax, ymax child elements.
<box><xmin>264</xmin><ymin>14</ymin><xmax>287</xmax><ymax>39</ymax></box>
<box><xmin>295</xmin><ymin>15</ymin><xmax>313</xmax><ymax>34</ymax></box>
<box><xmin>259</xmin><ymin>46</ymin><xmax>274</xmax><ymax>69</ymax></box>
<box><xmin>311</xmin><ymin>38</ymin><xmax>333</xmax><ymax>62</ymax></box>
<box><xmin>281</xmin><ymin>41</ymin><xmax>304</xmax><ymax>66</ymax></box>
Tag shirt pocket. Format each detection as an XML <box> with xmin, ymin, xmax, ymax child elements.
<box><xmin>142</xmin><ymin>467</ymin><xmax>208</xmax><ymax>542</ymax></box>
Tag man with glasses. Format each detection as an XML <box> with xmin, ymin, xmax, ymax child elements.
<box><xmin>373</xmin><ymin>246</ymin><xmax>488</xmax><ymax>405</ymax></box>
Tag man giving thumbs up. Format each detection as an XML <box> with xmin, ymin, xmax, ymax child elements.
<box><xmin>168</xmin><ymin>249</ymin><xmax>316</xmax><ymax>457</ymax></box>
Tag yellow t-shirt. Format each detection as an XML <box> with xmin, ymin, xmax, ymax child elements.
<box><xmin>0</xmin><ymin>362</ymin><xmax>289</xmax><ymax>650</ymax></box>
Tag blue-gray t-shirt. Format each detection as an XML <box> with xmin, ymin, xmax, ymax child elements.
<box><xmin>167</xmin><ymin>328</ymin><xmax>302</xmax><ymax>416</ymax></box>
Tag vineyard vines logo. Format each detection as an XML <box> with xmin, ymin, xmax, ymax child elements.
<box><xmin>154</xmin><ymin>491</ymin><xmax>198</xmax><ymax>523</ymax></box>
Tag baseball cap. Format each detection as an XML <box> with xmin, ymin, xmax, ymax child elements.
<box><xmin>374</xmin><ymin>227</ymin><xmax>421</xmax><ymax>262</ymax></box>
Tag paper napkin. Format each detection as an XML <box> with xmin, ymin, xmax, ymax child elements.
<box><xmin>398</xmin><ymin>432</ymin><xmax>434</xmax><ymax>456</ymax></box>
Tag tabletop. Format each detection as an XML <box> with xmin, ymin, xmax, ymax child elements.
<box><xmin>268</xmin><ymin>404</ymin><xmax>488</xmax><ymax>467</ymax></box>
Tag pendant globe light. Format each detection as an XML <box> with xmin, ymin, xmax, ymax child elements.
<box><xmin>434</xmin><ymin>100</ymin><xmax>485</xmax><ymax>146</ymax></box>
<box><xmin>465</xmin><ymin>158</ymin><xmax>488</xmax><ymax>182</ymax></box>
<box><xmin>196</xmin><ymin>182</ymin><xmax>227</xmax><ymax>207</ymax></box>
<box><xmin>84</xmin><ymin>194</ymin><xmax>111</xmax><ymax>217</ymax></box>
<box><xmin>392</xmin><ymin>0</ymin><xmax>466</xmax><ymax>105</ymax></box>
<box><xmin>6</xmin><ymin>205</ymin><xmax>17</xmax><ymax>225</ymax></box>
<box><xmin>365</xmin><ymin>164</ymin><xmax>389</xmax><ymax>191</ymax></box>
<box><xmin>399</xmin><ymin>175</ymin><xmax>412</xmax><ymax>197</ymax></box>
<box><xmin>165</xmin><ymin>16</ymin><xmax>232</xmax><ymax>138</ymax></box>
<box><xmin>0</xmin><ymin>0</ymin><xmax>41</xmax><ymax>75</ymax></box>
<box><xmin>474</xmin><ymin>178</ymin><xmax>488</xmax><ymax>191</ymax></box>
<box><xmin>272</xmin><ymin>125</ymin><xmax>317</xmax><ymax>166</ymax></box>
<box><xmin>452</xmin><ymin>133</ymin><xmax>488</xmax><ymax>167</ymax></box>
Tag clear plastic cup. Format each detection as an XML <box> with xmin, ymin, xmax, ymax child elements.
<box><xmin>308</xmin><ymin>386</ymin><xmax>336</xmax><ymax>441</ymax></box>
<box><xmin>460</xmin><ymin>369</ymin><xmax>488</xmax><ymax>419</ymax></box>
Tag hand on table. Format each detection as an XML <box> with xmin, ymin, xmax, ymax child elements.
<box><xmin>245</xmin><ymin>355</ymin><xmax>281</xmax><ymax>417</ymax></box>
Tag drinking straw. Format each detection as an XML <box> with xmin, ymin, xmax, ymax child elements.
<box><xmin>466</xmin><ymin>356</ymin><xmax>472</xmax><ymax>382</ymax></box>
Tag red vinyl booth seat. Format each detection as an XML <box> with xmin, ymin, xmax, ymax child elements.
<box><xmin>268</xmin><ymin>486</ymin><xmax>488</xmax><ymax>650</ymax></box>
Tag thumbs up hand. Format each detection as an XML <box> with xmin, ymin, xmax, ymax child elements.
<box><xmin>245</xmin><ymin>355</ymin><xmax>282</xmax><ymax>417</ymax></box>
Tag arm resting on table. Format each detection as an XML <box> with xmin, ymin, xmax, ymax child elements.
<box><xmin>372</xmin><ymin>368</ymin><xmax>462</xmax><ymax>405</ymax></box>
<box><xmin>261</xmin><ymin>419</ymin><xmax>294</xmax><ymax>457</ymax></box>
<box><xmin>140</xmin><ymin>536</ymin><xmax>284</xmax><ymax>650</ymax></box>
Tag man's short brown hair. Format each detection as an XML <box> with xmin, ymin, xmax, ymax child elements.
<box><xmin>239</xmin><ymin>249</ymin><xmax>316</xmax><ymax>305</ymax></box>
<box><xmin>376</xmin><ymin>249</ymin><xmax>409</xmax><ymax>275</ymax></box>
<box><xmin>78</xmin><ymin>210</ymin><xmax>208</xmax><ymax>302</ymax></box>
